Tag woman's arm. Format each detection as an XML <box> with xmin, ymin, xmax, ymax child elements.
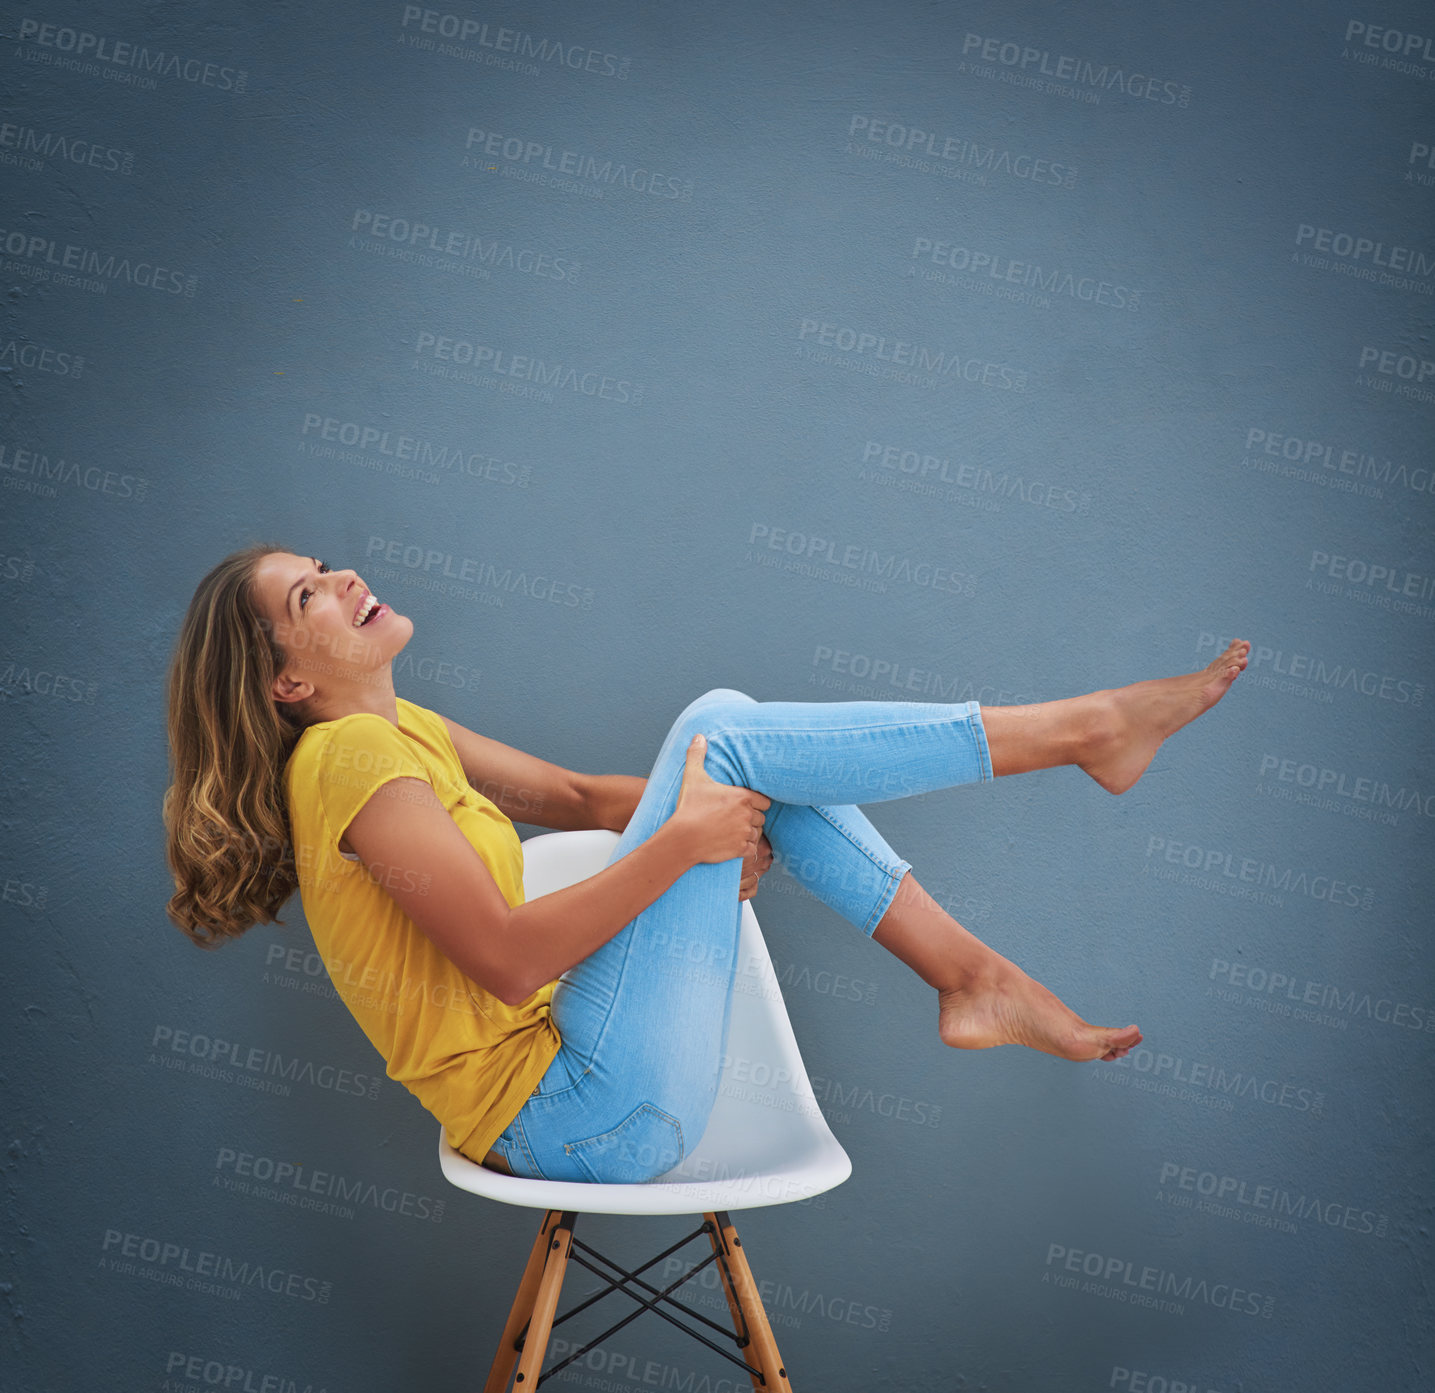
<box><xmin>343</xmin><ymin>734</ymin><xmax>768</xmax><ymax>1005</ymax></box>
<box><xmin>438</xmin><ymin>712</ymin><xmax>644</xmax><ymax>832</ymax></box>
<box><xmin>439</xmin><ymin>711</ymin><xmax>767</xmax><ymax>894</ymax></box>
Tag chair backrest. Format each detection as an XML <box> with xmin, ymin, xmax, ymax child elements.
<box><xmin>520</xmin><ymin>830</ymin><xmax>849</xmax><ymax>1201</ymax></box>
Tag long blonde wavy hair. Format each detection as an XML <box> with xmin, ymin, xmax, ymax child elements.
<box><xmin>163</xmin><ymin>542</ymin><xmax>307</xmax><ymax>946</ymax></box>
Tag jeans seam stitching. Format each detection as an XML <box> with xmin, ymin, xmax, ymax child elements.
<box><xmin>808</xmin><ymin>805</ymin><xmax>909</xmax><ymax>935</ymax></box>
<box><xmin>812</xmin><ymin>804</ymin><xmax>892</xmax><ymax>871</ymax></box>
<box><xmin>862</xmin><ymin>863</ymin><xmax>910</xmax><ymax>935</ymax></box>
<box><xmin>524</xmin><ymin>1066</ymin><xmax>587</xmax><ymax>1104</ymax></box>
<box><xmin>969</xmin><ymin>703</ymin><xmax>994</xmax><ymax>782</ymax></box>
<box><xmin>559</xmin><ymin>762</ymin><xmax>688</xmax><ymax>1081</ymax></box>
<box><xmin>565</xmin><ymin>902</ymin><xmax>645</xmax><ymax>1080</ymax></box>
<box><xmin>510</xmin><ymin>1119</ymin><xmax>544</xmax><ymax>1180</ymax></box>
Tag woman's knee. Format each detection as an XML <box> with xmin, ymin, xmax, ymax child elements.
<box><xmin>670</xmin><ymin>688</ymin><xmax>755</xmax><ymax>745</ymax></box>
<box><xmin>655</xmin><ymin>689</ymin><xmax>759</xmax><ymax>791</ymax></box>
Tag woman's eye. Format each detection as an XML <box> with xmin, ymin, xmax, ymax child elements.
<box><xmin>299</xmin><ymin>561</ymin><xmax>331</xmax><ymax>611</ymax></box>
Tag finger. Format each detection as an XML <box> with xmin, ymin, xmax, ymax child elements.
<box><xmin>683</xmin><ymin>733</ymin><xmax>708</xmax><ymax>778</ymax></box>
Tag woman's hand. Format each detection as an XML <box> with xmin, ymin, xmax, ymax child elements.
<box><xmin>671</xmin><ymin>734</ymin><xmax>770</xmax><ymax>866</ymax></box>
<box><xmin>739</xmin><ymin>832</ymin><xmax>773</xmax><ymax>902</ymax></box>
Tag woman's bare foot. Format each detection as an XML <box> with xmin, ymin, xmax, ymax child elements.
<box><xmin>1079</xmin><ymin>639</ymin><xmax>1250</xmax><ymax>795</ymax></box>
<box><xmin>937</xmin><ymin>959</ymin><xmax>1142</xmax><ymax>1062</ymax></box>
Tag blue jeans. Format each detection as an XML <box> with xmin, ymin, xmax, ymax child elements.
<box><xmin>490</xmin><ymin>688</ymin><xmax>993</xmax><ymax>1183</ymax></box>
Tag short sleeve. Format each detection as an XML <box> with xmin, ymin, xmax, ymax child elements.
<box><xmin>314</xmin><ymin>715</ymin><xmax>433</xmax><ymax>856</ymax></box>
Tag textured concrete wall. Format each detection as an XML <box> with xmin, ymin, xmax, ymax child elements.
<box><xmin>3</xmin><ymin>3</ymin><xmax>1432</xmax><ymax>1390</ymax></box>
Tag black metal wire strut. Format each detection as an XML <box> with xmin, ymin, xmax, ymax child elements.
<box><xmin>510</xmin><ymin>1214</ymin><xmax>766</xmax><ymax>1389</ymax></box>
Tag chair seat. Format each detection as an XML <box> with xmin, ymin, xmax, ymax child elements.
<box><xmin>439</xmin><ymin>828</ymin><xmax>851</xmax><ymax>1216</ymax></box>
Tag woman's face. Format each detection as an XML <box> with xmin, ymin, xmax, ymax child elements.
<box><xmin>251</xmin><ymin>551</ymin><xmax>413</xmax><ymax>710</ymax></box>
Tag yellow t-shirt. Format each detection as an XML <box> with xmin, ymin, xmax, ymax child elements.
<box><xmin>283</xmin><ymin>696</ymin><xmax>560</xmax><ymax>1162</ymax></box>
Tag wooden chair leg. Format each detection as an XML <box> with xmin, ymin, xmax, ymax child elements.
<box><xmin>705</xmin><ymin>1214</ymin><xmax>766</xmax><ymax>1393</ymax></box>
<box><xmin>484</xmin><ymin>1211</ymin><xmax>564</xmax><ymax>1393</ymax></box>
<box><xmin>706</xmin><ymin>1212</ymin><xmax>791</xmax><ymax>1392</ymax></box>
<box><xmin>509</xmin><ymin>1212</ymin><xmax>576</xmax><ymax>1390</ymax></box>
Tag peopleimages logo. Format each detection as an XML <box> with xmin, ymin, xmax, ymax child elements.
<box><xmin>1</xmin><ymin>662</ymin><xmax>96</xmax><ymax>703</ymax></box>
<box><xmin>0</xmin><ymin>121</ymin><xmax>134</xmax><ymax>174</ymax></box>
<box><xmin>164</xmin><ymin>1351</ymin><xmax>331</xmax><ymax>1393</ymax></box>
<box><xmin>1295</xmin><ymin>224</ymin><xmax>1435</xmax><ymax>275</ymax></box>
<box><xmin>909</xmin><ymin>237</ymin><xmax>1142</xmax><ymax>310</ymax></box>
<box><xmin>746</xmin><ymin>522</ymin><xmax>977</xmax><ymax>596</ymax></box>
<box><xmin>1259</xmin><ymin>751</ymin><xmax>1435</xmax><ymax>821</ymax></box>
<box><xmin>1209</xmin><ymin>956</ymin><xmax>1432</xmax><ymax>1032</ymax></box>
<box><xmin>1355</xmin><ymin>345</ymin><xmax>1435</xmax><ymax>406</ymax></box>
<box><xmin>1111</xmin><ymin>1367</ymin><xmax>1229</xmax><ymax>1393</ymax></box>
<box><xmin>148</xmin><ymin>1026</ymin><xmax>382</xmax><ymax>1099</ymax></box>
<box><xmin>0</xmin><ymin>226</ymin><xmax>196</xmax><ymax>295</ymax></box>
<box><xmin>796</xmin><ymin>317</ymin><xmax>1028</xmax><ymax>390</ymax></box>
<box><xmin>1307</xmin><ymin>548</ymin><xmax>1435</xmax><ymax>603</ymax></box>
<box><xmin>462</xmin><ymin>127</ymin><xmax>692</xmax><ymax>200</ymax></box>
<box><xmin>1106</xmin><ymin>1045</ymin><xmax>1326</xmax><ymax>1116</ymax></box>
<box><xmin>959</xmin><ymin>33</ymin><xmax>1192</xmax><ymax>105</ymax></box>
<box><xmin>1409</xmin><ymin>140</ymin><xmax>1435</xmax><ymax>186</ymax></box>
<box><xmin>1196</xmin><ymin>631</ymin><xmax>1424</xmax><ymax>706</ymax></box>
<box><xmin>807</xmin><ymin>1073</ymin><xmax>941</xmax><ymax>1127</ymax></box>
<box><xmin>809</xmin><ymin>643</ymin><xmax>1037</xmax><ymax>706</ymax></box>
<box><xmin>364</xmin><ymin>535</ymin><xmax>595</xmax><ymax>609</ymax></box>
<box><xmin>214</xmin><ymin>1147</ymin><xmax>445</xmax><ymax>1222</ymax></box>
<box><xmin>1293</xmin><ymin>224</ymin><xmax>1435</xmax><ymax>294</ymax></box>
<box><xmin>655</xmin><ymin>1261</ymin><xmax>893</xmax><ymax>1332</ymax></box>
<box><xmin>1144</xmin><ymin>834</ymin><xmax>1374</xmax><ymax>910</ymax></box>
<box><xmin>0</xmin><ymin>441</ymin><xmax>149</xmax><ymax>503</ymax></box>
<box><xmin>1243</xmin><ymin>426</ymin><xmax>1434</xmax><ymax>498</ymax></box>
<box><xmin>1343</xmin><ymin>19</ymin><xmax>1435</xmax><ymax>73</ymax></box>
<box><xmin>399</xmin><ymin>6</ymin><xmax>631</xmax><ymax>79</ymax></box>
<box><xmin>100</xmin><ymin>1229</ymin><xmax>330</xmax><ymax>1302</ymax></box>
<box><xmin>350</xmin><ymin>210</ymin><xmax>578</xmax><ymax>282</ymax></box>
<box><xmin>860</xmin><ymin>439</ymin><xmax>1086</xmax><ymax>512</ymax></box>
<box><xmin>1157</xmin><ymin>1160</ymin><xmax>1387</xmax><ymax>1238</ymax></box>
<box><xmin>412</xmin><ymin>330</ymin><xmax>642</xmax><ymax>404</ymax></box>
<box><xmin>15</xmin><ymin>18</ymin><xmax>248</xmax><ymax>91</ymax></box>
<box><xmin>300</xmin><ymin>411</ymin><xmax>533</xmax><ymax>486</ymax></box>
<box><xmin>0</xmin><ymin>336</ymin><xmax>85</xmax><ymax>378</ymax></box>
<box><xmin>1043</xmin><ymin>1244</ymin><xmax>1273</xmax><ymax>1318</ymax></box>
<box><xmin>846</xmin><ymin>115</ymin><xmax>1076</xmax><ymax>186</ymax></box>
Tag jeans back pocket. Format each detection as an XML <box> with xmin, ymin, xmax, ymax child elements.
<box><xmin>566</xmin><ymin>1101</ymin><xmax>686</xmax><ymax>1184</ymax></box>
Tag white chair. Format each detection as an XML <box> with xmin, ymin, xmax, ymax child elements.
<box><xmin>439</xmin><ymin>829</ymin><xmax>852</xmax><ymax>1393</ymax></box>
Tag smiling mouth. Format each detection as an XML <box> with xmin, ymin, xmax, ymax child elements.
<box><xmin>353</xmin><ymin>592</ymin><xmax>387</xmax><ymax>627</ymax></box>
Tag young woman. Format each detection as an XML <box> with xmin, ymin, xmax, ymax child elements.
<box><xmin>164</xmin><ymin>543</ymin><xmax>1250</xmax><ymax>1184</ymax></box>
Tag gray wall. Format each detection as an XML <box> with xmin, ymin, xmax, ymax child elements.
<box><xmin>4</xmin><ymin>3</ymin><xmax>1432</xmax><ymax>1390</ymax></box>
